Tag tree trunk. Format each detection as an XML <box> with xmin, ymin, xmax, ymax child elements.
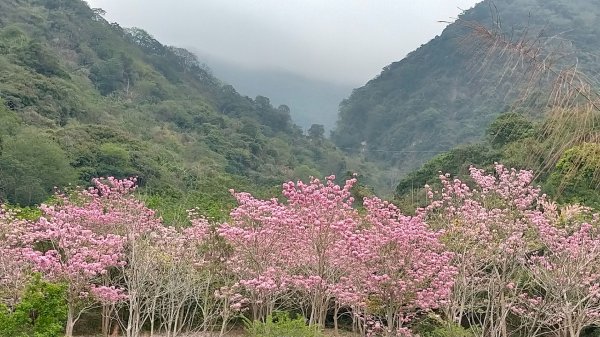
<box><xmin>219</xmin><ymin>314</ymin><xmax>228</xmax><ymax>337</ymax></box>
<box><xmin>66</xmin><ymin>302</ymin><xmax>75</xmax><ymax>337</ymax></box>
<box><xmin>333</xmin><ymin>305</ymin><xmax>340</xmax><ymax>336</ymax></box>
<box><xmin>102</xmin><ymin>303</ymin><xmax>111</xmax><ymax>337</ymax></box>
<box><xmin>110</xmin><ymin>324</ymin><xmax>120</xmax><ymax>337</ymax></box>
<box><xmin>386</xmin><ymin>308</ymin><xmax>395</xmax><ymax>337</ymax></box>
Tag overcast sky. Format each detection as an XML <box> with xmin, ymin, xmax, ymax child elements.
<box><xmin>86</xmin><ymin>0</ymin><xmax>480</xmax><ymax>85</ymax></box>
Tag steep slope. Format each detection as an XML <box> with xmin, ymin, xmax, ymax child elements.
<box><xmin>0</xmin><ymin>0</ymin><xmax>363</xmax><ymax>219</ymax></box>
<box><xmin>332</xmin><ymin>0</ymin><xmax>600</xmax><ymax>173</ymax></box>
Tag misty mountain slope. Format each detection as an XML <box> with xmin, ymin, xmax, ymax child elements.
<box><xmin>0</xmin><ymin>0</ymin><xmax>369</xmax><ymax>217</ymax></box>
<box><xmin>332</xmin><ymin>0</ymin><xmax>600</xmax><ymax>173</ymax></box>
<box><xmin>194</xmin><ymin>52</ymin><xmax>353</xmax><ymax>131</ymax></box>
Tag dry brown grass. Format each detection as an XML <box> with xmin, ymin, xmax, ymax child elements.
<box><xmin>447</xmin><ymin>2</ymin><xmax>600</xmax><ymax>191</ymax></box>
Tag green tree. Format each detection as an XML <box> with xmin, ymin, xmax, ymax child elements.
<box><xmin>0</xmin><ymin>274</ymin><xmax>68</xmax><ymax>337</ymax></box>
<box><xmin>546</xmin><ymin>143</ymin><xmax>600</xmax><ymax>209</ymax></box>
<box><xmin>90</xmin><ymin>57</ymin><xmax>126</xmax><ymax>95</ymax></box>
<box><xmin>291</xmin><ymin>164</ymin><xmax>321</xmax><ymax>181</ymax></box>
<box><xmin>0</xmin><ymin>128</ymin><xmax>76</xmax><ymax>205</ymax></box>
<box><xmin>308</xmin><ymin>124</ymin><xmax>325</xmax><ymax>140</ymax></box>
<box><xmin>486</xmin><ymin>112</ymin><xmax>534</xmax><ymax>148</ymax></box>
<box><xmin>19</xmin><ymin>41</ymin><xmax>69</xmax><ymax>78</ymax></box>
<box><xmin>0</xmin><ymin>101</ymin><xmax>20</xmax><ymax>136</ymax></box>
<box><xmin>395</xmin><ymin>143</ymin><xmax>495</xmax><ymax>197</ymax></box>
<box><xmin>97</xmin><ymin>142</ymin><xmax>133</xmax><ymax>178</ymax></box>
<box><xmin>0</xmin><ymin>26</ymin><xmax>28</xmax><ymax>53</ymax></box>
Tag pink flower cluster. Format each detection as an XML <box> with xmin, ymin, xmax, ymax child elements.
<box><xmin>0</xmin><ymin>164</ymin><xmax>597</xmax><ymax>337</ymax></box>
<box><xmin>219</xmin><ymin>175</ymin><xmax>456</xmax><ymax>332</ymax></box>
<box><xmin>421</xmin><ymin>164</ymin><xmax>600</xmax><ymax>337</ymax></box>
<box><xmin>0</xmin><ymin>177</ymin><xmax>168</xmax><ymax>336</ymax></box>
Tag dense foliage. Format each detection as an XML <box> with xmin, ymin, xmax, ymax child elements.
<box><xmin>394</xmin><ymin>110</ymin><xmax>600</xmax><ymax>212</ymax></box>
<box><xmin>0</xmin><ymin>274</ymin><xmax>67</xmax><ymax>337</ymax></box>
<box><xmin>243</xmin><ymin>311</ymin><xmax>324</xmax><ymax>337</ymax></box>
<box><xmin>0</xmin><ymin>0</ymin><xmax>377</xmax><ymax>219</ymax></box>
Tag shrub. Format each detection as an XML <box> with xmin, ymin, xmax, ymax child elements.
<box><xmin>243</xmin><ymin>311</ymin><xmax>323</xmax><ymax>337</ymax></box>
<box><xmin>0</xmin><ymin>274</ymin><xmax>67</xmax><ymax>337</ymax></box>
<box><xmin>414</xmin><ymin>315</ymin><xmax>476</xmax><ymax>337</ymax></box>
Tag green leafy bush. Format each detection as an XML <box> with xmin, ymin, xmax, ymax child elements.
<box><xmin>546</xmin><ymin>143</ymin><xmax>600</xmax><ymax>209</ymax></box>
<box><xmin>486</xmin><ymin>112</ymin><xmax>534</xmax><ymax>148</ymax></box>
<box><xmin>243</xmin><ymin>311</ymin><xmax>323</xmax><ymax>337</ymax></box>
<box><xmin>413</xmin><ymin>315</ymin><xmax>476</xmax><ymax>337</ymax></box>
<box><xmin>0</xmin><ymin>274</ymin><xmax>67</xmax><ymax>337</ymax></box>
<box><xmin>0</xmin><ymin>128</ymin><xmax>76</xmax><ymax>205</ymax></box>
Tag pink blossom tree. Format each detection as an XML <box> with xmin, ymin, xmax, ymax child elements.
<box><xmin>355</xmin><ymin>197</ymin><xmax>456</xmax><ymax>336</ymax></box>
<box><xmin>147</xmin><ymin>216</ymin><xmax>226</xmax><ymax>337</ymax></box>
<box><xmin>279</xmin><ymin>176</ymin><xmax>360</xmax><ymax>328</ymax></box>
<box><xmin>116</xmin><ymin>207</ymin><xmax>236</xmax><ymax>337</ymax></box>
<box><xmin>419</xmin><ymin>164</ymin><xmax>540</xmax><ymax>337</ymax></box>
<box><xmin>219</xmin><ymin>176</ymin><xmax>362</xmax><ymax>327</ymax></box>
<box><xmin>0</xmin><ymin>206</ymin><xmax>32</xmax><ymax>308</ymax></box>
<box><xmin>21</xmin><ymin>207</ymin><xmax>126</xmax><ymax>337</ymax></box>
<box><xmin>521</xmin><ymin>204</ymin><xmax>600</xmax><ymax>337</ymax></box>
<box><xmin>19</xmin><ymin>177</ymin><xmax>161</xmax><ymax>337</ymax></box>
<box><xmin>186</xmin><ymin>211</ymin><xmax>245</xmax><ymax>337</ymax></box>
<box><xmin>217</xmin><ymin>190</ymin><xmax>293</xmax><ymax>322</ymax></box>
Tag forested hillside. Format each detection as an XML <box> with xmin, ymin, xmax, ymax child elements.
<box><xmin>0</xmin><ymin>0</ymin><xmax>374</xmax><ymax>220</ymax></box>
<box><xmin>2</xmin><ymin>1</ymin><xmax>600</xmax><ymax>337</ymax></box>
<box><xmin>393</xmin><ymin>110</ymin><xmax>600</xmax><ymax>211</ymax></box>
<box><xmin>333</xmin><ymin>0</ymin><xmax>600</xmax><ymax>173</ymax></box>
<box><xmin>193</xmin><ymin>51</ymin><xmax>353</xmax><ymax>131</ymax></box>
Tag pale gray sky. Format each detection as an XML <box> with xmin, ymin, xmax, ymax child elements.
<box><xmin>86</xmin><ymin>0</ymin><xmax>480</xmax><ymax>85</ymax></box>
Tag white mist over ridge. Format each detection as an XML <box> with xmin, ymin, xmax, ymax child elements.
<box><xmin>85</xmin><ymin>0</ymin><xmax>480</xmax><ymax>86</ymax></box>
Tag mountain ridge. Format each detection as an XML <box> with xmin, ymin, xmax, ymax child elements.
<box><xmin>332</xmin><ymin>0</ymin><xmax>600</xmax><ymax>173</ymax></box>
<box><xmin>0</xmin><ymin>0</ymin><xmax>378</xmax><ymax>221</ymax></box>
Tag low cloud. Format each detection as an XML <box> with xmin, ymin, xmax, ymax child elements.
<box><xmin>86</xmin><ymin>0</ymin><xmax>479</xmax><ymax>85</ymax></box>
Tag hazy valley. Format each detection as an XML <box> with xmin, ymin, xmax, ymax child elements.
<box><xmin>0</xmin><ymin>0</ymin><xmax>599</xmax><ymax>336</ymax></box>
